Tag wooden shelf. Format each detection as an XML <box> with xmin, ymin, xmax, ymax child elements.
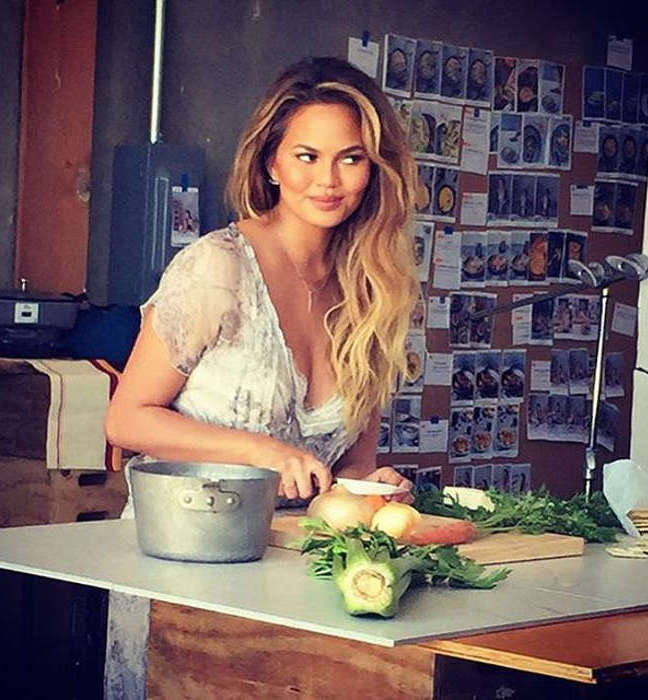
<box><xmin>422</xmin><ymin>610</ymin><xmax>648</xmax><ymax>684</ymax></box>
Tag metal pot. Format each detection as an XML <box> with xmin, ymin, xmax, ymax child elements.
<box><xmin>130</xmin><ymin>461</ymin><xmax>280</xmax><ymax>562</ymax></box>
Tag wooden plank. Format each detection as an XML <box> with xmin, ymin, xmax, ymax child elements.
<box><xmin>15</xmin><ymin>0</ymin><xmax>97</xmax><ymax>293</ymax></box>
<box><xmin>421</xmin><ymin>611</ymin><xmax>648</xmax><ymax>685</ymax></box>
<box><xmin>146</xmin><ymin>601</ymin><xmax>435</xmax><ymax>699</ymax></box>
<box><xmin>269</xmin><ymin>515</ymin><xmax>584</xmax><ymax>564</ymax></box>
<box><xmin>457</xmin><ymin>531</ymin><xmax>584</xmax><ymax>564</ymax></box>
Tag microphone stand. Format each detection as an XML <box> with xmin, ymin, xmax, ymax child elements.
<box><xmin>584</xmin><ymin>286</ymin><xmax>609</xmax><ymax>500</ymax></box>
<box><xmin>469</xmin><ymin>268</ymin><xmax>633</xmax><ymax>501</ymax></box>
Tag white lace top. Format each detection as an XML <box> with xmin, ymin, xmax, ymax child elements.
<box><xmin>121</xmin><ymin>223</ymin><xmax>355</xmax><ymax>517</ymax></box>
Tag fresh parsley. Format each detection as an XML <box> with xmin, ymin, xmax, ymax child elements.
<box><xmin>413</xmin><ymin>487</ymin><xmax>620</xmax><ymax>543</ymax></box>
<box><xmin>299</xmin><ymin>516</ymin><xmax>510</xmax><ymax>589</ymax></box>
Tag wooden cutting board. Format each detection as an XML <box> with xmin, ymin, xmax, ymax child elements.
<box><xmin>269</xmin><ymin>514</ymin><xmax>585</xmax><ymax>565</ymax></box>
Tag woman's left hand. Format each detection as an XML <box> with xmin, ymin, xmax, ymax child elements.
<box><xmin>364</xmin><ymin>466</ymin><xmax>414</xmax><ymax>503</ymax></box>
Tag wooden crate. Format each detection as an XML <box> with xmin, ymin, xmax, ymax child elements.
<box><xmin>0</xmin><ymin>360</ymin><xmax>50</xmax><ymax>460</ymax></box>
<box><xmin>0</xmin><ymin>457</ymin><xmax>127</xmax><ymax>526</ymax></box>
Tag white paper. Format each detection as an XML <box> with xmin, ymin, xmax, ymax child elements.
<box><xmin>530</xmin><ymin>360</ymin><xmax>551</xmax><ymax>391</ymax></box>
<box><xmin>432</xmin><ymin>265</ymin><xmax>461</xmax><ymax>290</ymax></box>
<box><xmin>511</xmin><ymin>294</ymin><xmax>532</xmax><ymax>345</ymax></box>
<box><xmin>424</xmin><ymin>352</ymin><xmax>453</xmax><ymax>385</ymax></box>
<box><xmin>427</xmin><ymin>296</ymin><xmax>450</xmax><ymax>329</ymax></box>
<box><xmin>433</xmin><ymin>226</ymin><xmax>462</xmax><ymax>263</ymax></box>
<box><xmin>611</xmin><ymin>302</ymin><xmax>637</xmax><ymax>336</ymax></box>
<box><xmin>347</xmin><ymin>37</ymin><xmax>380</xmax><ymax>78</ymax></box>
<box><xmin>570</xmin><ymin>185</ymin><xmax>594</xmax><ymax>216</ymax></box>
<box><xmin>432</xmin><ymin>227</ymin><xmax>461</xmax><ymax>289</ymax></box>
<box><xmin>419</xmin><ymin>418</ymin><xmax>449</xmax><ymax>453</ymax></box>
<box><xmin>460</xmin><ymin>108</ymin><xmax>490</xmax><ymax>175</ymax></box>
<box><xmin>460</xmin><ymin>192</ymin><xmax>488</xmax><ymax>226</ymax></box>
<box><xmin>573</xmin><ymin>120</ymin><xmax>599</xmax><ymax>153</ymax></box>
<box><xmin>607</xmin><ymin>36</ymin><xmax>633</xmax><ymax>72</ymax></box>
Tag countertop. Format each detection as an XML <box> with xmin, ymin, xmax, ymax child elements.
<box><xmin>0</xmin><ymin>519</ymin><xmax>647</xmax><ymax>648</ymax></box>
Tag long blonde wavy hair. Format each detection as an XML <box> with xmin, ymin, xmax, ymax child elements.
<box><xmin>227</xmin><ymin>57</ymin><xmax>419</xmax><ymax>437</ymax></box>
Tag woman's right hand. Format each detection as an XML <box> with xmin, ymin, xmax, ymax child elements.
<box><xmin>264</xmin><ymin>441</ymin><xmax>332</xmax><ymax>500</ymax></box>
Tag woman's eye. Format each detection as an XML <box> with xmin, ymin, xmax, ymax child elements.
<box><xmin>342</xmin><ymin>154</ymin><xmax>365</xmax><ymax>164</ymax></box>
<box><xmin>297</xmin><ymin>152</ymin><xmax>316</xmax><ymax>163</ymax></box>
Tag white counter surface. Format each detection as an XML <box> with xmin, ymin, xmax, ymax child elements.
<box><xmin>0</xmin><ymin>519</ymin><xmax>647</xmax><ymax>647</ymax></box>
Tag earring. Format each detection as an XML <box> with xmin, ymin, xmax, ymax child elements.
<box><xmin>268</xmin><ymin>175</ymin><xmax>279</xmax><ymax>186</ymax></box>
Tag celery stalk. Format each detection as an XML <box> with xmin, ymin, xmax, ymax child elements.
<box><xmin>331</xmin><ymin>537</ymin><xmax>424</xmax><ymax>618</ymax></box>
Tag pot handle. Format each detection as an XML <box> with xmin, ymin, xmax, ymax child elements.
<box><xmin>178</xmin><ymin>480</ymin><xmax>241</xmax><ymax>513</ymax></box>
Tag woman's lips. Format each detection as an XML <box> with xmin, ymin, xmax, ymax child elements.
<box><xmin>310</xmin><ymin>196</ymin><xmax>344</xmax><ymax>211</ymax></box>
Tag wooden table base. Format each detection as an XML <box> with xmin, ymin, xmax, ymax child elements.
<box><xmin>145</xmin><ymin>603</ymin><xmax>648</xmax><ymax>700</ymax></box>
<box><xmin>147</xmin><ymin>601</ymin><xmax>436</xmax><ymax>699</ymax></box>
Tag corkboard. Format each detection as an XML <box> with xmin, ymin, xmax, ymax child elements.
<box><xmin>378</xmin><ymin>60</ymin><xmax>645</xmax><ymax>500</ymax></box>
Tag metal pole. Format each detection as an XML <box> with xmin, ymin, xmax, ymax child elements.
<box><xmin>584</xmin><ymin>286</ymin><xmax>610</xmax><ymax>501</ymax></box>
<box><xmin>149</xmin><ymin>0</ymin><xmax>166</xmax><ymax>144</ymax></box>
<box><xmin>470</xmin><ymin>273</ymin><xmax>626</xmax><ymax>320</ymax></box>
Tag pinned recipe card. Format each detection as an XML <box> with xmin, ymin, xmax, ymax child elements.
<box><xmin>573</xmin><ymin>120</ymin><xmax>599</xmax><ymax>153</ymax></box>
<box><xmin>611</xmin><ymin>302</ymin><xmax>637</xmax><ymax>336</ymax></box>
<box><xmin>347</xmin><ymin>36</ymin><xmax>380</xmax><ymax>78</ymax></box>
<box><xmin>570</xmin><ymin>185</ymin><xmax>594</xmax><ymax>216</ymax></box>
<box><xmin>530</xmin><ymin>360</ymin><xmax>551</xmax><ymax>391</ymax></box>
<box><xmin>607</xmin><ymin>36</ymin><xmax>633</xmax><ymax>72</ymax></box>
<box><xmin>424</xmin><ymin>352</ymin><xmax>453</xmax><ymax>385</ymax></box>
<box><xmin>432</xmin><ymin>227</ymin><xmax>461</xmax><ymax>289</ymax></box>
<box><xmin>419</xmin><ymin>417</ymin><xmax>449</xmax><ymax>453</ymax></box>
<box><xmin>460</xmin><ymin>192</ymin><xmax>488</xmax><ymax>226</ymax></box>
<box><xmin>460</xmin><ymin>108</ymin><xmax>490</xmax><ymax>175</ymax></box>
<box><xmin>427</xmin><ymin>296</ymin><xmax>450</xmax><ymax>329</ymax></box>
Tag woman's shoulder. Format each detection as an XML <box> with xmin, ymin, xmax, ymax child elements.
<box><xmin>185</xmin><ymin>223</ymin><xmax>243</xmax><ymax>255</ymax></box>
<box><xmin>167</xmin><ymin>224</ymin><xmax>246</xmax><ymax>277</ymax></box>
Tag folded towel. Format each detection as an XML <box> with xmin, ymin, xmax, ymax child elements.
<box><xmin>23</xmin><ymin>358</ymin><xmax>117</xmax><ymax>470</ymax></box>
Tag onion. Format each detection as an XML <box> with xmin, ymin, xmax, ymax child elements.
<box><xmin>371</xmin><ymin>503</ymin><xmax>421</xmax><ymax>539</ymax></box>
<box><xmin>307</xmin><ymin>485</ymin><xmax>376</xmax><ymax>531</ymax></box>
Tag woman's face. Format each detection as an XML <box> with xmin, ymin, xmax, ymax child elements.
<box><xmin>268</xmin><ymin>102</ymin><xmax>371</xmax><ymax>231</ymax></box>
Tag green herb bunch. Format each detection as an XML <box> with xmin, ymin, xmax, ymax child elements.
<box><xmin>413</xmin><ymin>487</ymin><xmax>620</xmax><ymax>543</ymax></box>
<box><xmin>299</xmin><ymin>516</ymin><xmax>510</xmax><ymax>589</ymax></box>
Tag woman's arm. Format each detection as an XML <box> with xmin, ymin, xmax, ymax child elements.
<box><xmin>333</xmin><ymin>409</ymin><xmax>414</xmax><ymax>500</ymax></box>
<box><xmin>105</xmin><ymin>310</ymin><xmax>331</xmax><ymax>499</ymax></box>
<box><xmin>333</xmin><ymin>410</ymin><xmax>381</xmax><ymax>479</ymax></box>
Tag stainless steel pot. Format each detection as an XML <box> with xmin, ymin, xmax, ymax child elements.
<box><xmin>130</xmin><ymin>461</ymin><xmax>280</xmax><ymax>562</ymax></box>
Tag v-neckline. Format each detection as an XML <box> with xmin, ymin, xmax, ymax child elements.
<box><xmin>229</xmin><ymin>222</ymin><xmax>341</xmax><ymax>415</ymax></box>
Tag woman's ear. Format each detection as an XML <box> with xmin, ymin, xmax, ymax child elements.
<box><xmin>266</xmin><ymin>161</ymin><xmax>279</xmax><ymax>186</ymax></box>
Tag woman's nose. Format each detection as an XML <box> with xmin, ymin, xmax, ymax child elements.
<box><xmin>316</xmin><ymin>160</ymin><xmax>339</xmax><ymax>188</ymax></box>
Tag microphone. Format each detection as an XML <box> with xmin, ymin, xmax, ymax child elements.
<box><xmin>625</xmin><ymin>253</ymin><xmax>648</xmax><ymax>278</ymax></box>
<box><xmin>605</xmin><ymin>254</ymin><xmax>648</xmax><ymax>280</ymax></box>
<box><xmin>567</xmin><ymin>260</ymin><xmax>602</xmax><ymax>287</ymax></box>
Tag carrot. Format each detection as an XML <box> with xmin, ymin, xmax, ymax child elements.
<box><xmin>405</xmin><ymin>520</ymin><xmax>478</xmax><ymax>546</ymax></box>
<box><xmin>365</xmin><ymin>494</ymin><xmax>387</xmax><ymax>513</ymax></box>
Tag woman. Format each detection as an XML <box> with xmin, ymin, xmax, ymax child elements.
<box><xmin>105</xmin><ymin>57</ymin><xmax>419</xmax><ymax>513</ymax></box>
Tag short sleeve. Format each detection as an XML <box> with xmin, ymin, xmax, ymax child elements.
<box><xmin>142</xmin><ymin>232</ymin><xmax>241</xmax><ymax>375</ymax></box>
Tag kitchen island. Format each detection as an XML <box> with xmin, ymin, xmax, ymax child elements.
<box><xmin>1</xmin><ymin>519</ymin><xmax>647</xmax><ymax>698</ymax></box>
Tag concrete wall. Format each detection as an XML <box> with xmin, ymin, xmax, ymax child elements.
<box><xmin>3</xmin><ymin>0</ymin><xmax>648</xmax><ymax>300</ymax></box>
<box><xmin>83</xmin><ymin>0</ymin><xmax>648</xmax><ymax>303</ymax></box>
<box><xmin>0</xmin><ymin>0</ymin><xmax>23</xmax><ymax>289</ymax></box>
<box><xmin>86</xmin><ymin>0</ymin><xmax>153</xmax><ymax>303</ymax></box>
